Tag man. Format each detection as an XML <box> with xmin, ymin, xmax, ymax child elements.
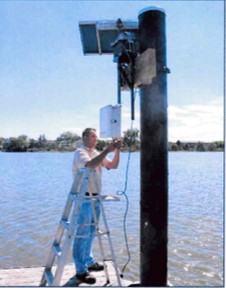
<box><xmin>72</xmin><ymin>128</ymin><xmax>121</xmax><ymax>284</ymax></box>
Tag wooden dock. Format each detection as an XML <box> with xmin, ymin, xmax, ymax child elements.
<box><xmin>0</xmin><ymin>262</ymin><xmax>136</xmax><ymax>286</ymax></box>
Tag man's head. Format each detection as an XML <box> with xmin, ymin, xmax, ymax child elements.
<box><xmin>82</xmin><ymin>128</ymin><xmax>97</xmax><ymax>149</ymax></box>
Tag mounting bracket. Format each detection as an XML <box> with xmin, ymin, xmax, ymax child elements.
<box><xmin>111</xmin><ymin>19</ymin><xmax>138</xmax><ymax>120</ymax></box>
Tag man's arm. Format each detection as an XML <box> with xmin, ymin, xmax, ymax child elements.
<box><xmin>85</xmin><ymin>141</ymin><xmax>122</xmax><ymax>169</ymax></box>
<box><xmin>85</xmin><ymin>143</ymin><xmax>116</xmax><ymax>169</ymax></box>
<box><xmin>105</xmin><ymin>148</ymin><xmax>120</xmax><ymax>169</ymax></box>
<box><xmin>104</xmin><ymin>140</ymin><xmax>122</xmax><ymax>170</ymax></box>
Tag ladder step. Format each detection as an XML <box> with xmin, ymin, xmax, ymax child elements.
<box><xmin>61</xmin><ymin>219</ymin><xmax>70</xmax><ymax>230</ymax></box>
<box><xmin>69</xmin><ymin>193</ymin><xmax>120</xmax><ymax>202</ymax></box>
<box><xmin>103</xmin><ymin>258</ymin><xmax>113</xmax><ymax>262</ymax></box>
<box><xmin>96</xmin><ymin>229</ymin><xmax>109</xmax><ymax>236</ymax></box>
<box><xmin>69</xmin><ymin>192</ymin><xmax>77</xmax><ymax>200</ymax></box>
<box><xmin>53</xmin><ymin>243</ymin><xmax>62</xmax><ymax>257</ymax></box>
<box><xmin>101</xmin><ymin>195</ymin><xmax>120</xmax><ymax>202</ymax></box>
<box><xmin>44</xmin><ymin>270</ymin><xmax>54</xmax><ymax>285</ymax></box>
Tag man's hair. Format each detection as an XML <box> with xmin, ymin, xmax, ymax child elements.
<box><xmin>82</xmin><ymin>128</ymin><xmax>96</xmax><ymax>139</ymax></box>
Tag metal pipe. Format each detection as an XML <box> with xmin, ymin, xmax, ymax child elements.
<box><xmin>117</xmin><ymin>60</ymin><xmax>121</xmax><ymax>105</ymax></box>
<box><xmin>139</xmin><ymin>7</ymin><xmax>168</xmax><ymax>286</ymax></box>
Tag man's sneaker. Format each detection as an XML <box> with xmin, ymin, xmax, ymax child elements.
<box><xmin>88</xmin><ymin>262</ymin><xmax>104</xmax><ymax>272</ymax></box>
<box><xmin>76</xmin><ymin>272</ymin><xmax>96</xmax><ymax>284</ymax></box>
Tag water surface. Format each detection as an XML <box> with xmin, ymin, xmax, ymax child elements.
<box><xmin>0</xmin><ymin>152</ymin><xmax>223</xmax><ymax>286</ymax></box>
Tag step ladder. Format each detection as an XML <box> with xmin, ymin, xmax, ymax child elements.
<box><xmin>40</xmin><ymin>167</ymin><xmax>122</xmax><ymax>286</ymax></box>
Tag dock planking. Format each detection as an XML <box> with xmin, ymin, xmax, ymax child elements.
<box><xmin>0</xmin><ymin>262</ymin><xmax>134</xmax><ymax>286</ymax></box>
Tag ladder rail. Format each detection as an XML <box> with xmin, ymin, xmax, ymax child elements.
<box><xmin>52</xmin><ymin>169</ymin><xmax>90</xmax><ymax>286</ymax></box>
<box><xmin>90</xmin><ymin>196</ymin><xmax>111</xmax><ymax>284</ymax></box>
<box><xmin>88</xmin><ymin>168</ymin><xmax>122</xmax><ymax>287</ymax></box>
<box><xmin>40</xmin><ymin>168</ymin><xmax>88</xmax><ymax>286</ymax></box>
<box><xmin>40</xmin><ymin>191</ymin><xmax>75</xmax><ymax>286</ymax></box>
<box><xmin>100</xmin><ymin>199</ymin><xmax>122</xmax><ymax>285</ymax></box>
<box><xmin>40</xmin><ymin>186</ymin><xmax>80</xmax><ymax>286</ymax></box>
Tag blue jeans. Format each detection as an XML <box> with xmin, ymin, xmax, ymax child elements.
<box><xmin>73</xmin><ymin>199</ymin><xmax>100</xmax><ymax>275</ymax></box>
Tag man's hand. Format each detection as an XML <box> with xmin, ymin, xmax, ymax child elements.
<box><xmin>106</xmin><ymin>140</ymin><xmax>122</xmax><ymax>153</ymax></box>
<box><xmin>113</xmin><ymin>139</ymin><xmax>123</xmax><ymax>150</ymax></box>
<box><xmin>104</xmin><ymin>140</ymin><xmax>122</xmax><ymax>169</ymax></box>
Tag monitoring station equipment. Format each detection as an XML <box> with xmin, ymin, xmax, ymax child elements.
<box><xmin>79</xmin><ymin>19</ymin><xmax>157</xmax><ymax>124</ymax></box>
<box><xmin>79</xmin><ymin>19</ymin><xmax>139</xmax><ymax>123</ymax></box>
<box><xmin>99</xmin><ymin>105</ymin><xmax>121</xmax><ymax>139</ymax></box>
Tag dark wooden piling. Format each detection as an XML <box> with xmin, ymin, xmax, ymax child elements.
<box><xmin>139</xmin><ymin>7</ymin><xmax>169</xmax><ymax>287</ymax></box>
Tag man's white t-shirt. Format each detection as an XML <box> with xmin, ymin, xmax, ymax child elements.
<box><xmin>73</xmin><ymin>144</ymin><xmax>109</xmax><ymax>194</ymax></box>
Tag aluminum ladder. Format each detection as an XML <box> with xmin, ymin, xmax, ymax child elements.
<box><xmin>40</xmin><ymin>167</ymin><xmax>122</xmax><ymax>286</ymax></box>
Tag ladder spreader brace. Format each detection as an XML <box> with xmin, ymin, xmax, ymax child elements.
<box><xmin>40</xmin><ymin>167</ymin><xmax>122</xmax><ymax>286</ymax></box>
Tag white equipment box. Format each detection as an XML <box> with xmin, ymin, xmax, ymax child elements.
<box><xmin>100</xmin><ymin>105</ymin><xmax>121</xmax><ymax>138</ymax></box>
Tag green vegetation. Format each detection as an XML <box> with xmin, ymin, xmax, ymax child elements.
<box><xmin>0</xmin><ymin>130</ymin><xmax>224</xmax><ymax>152</ymax></box>
<box><xmin>123</xmin><ymin>128</ymin><xmax>140</xmax><ymax>151</ymax></box>
<box><xmin>168</xmin><ymin>140</ymin><xmax>224</xmax><ymax>152</ymax></box>
<box><xmin>0</xmin><ymin>132</ymin><xmax>80</xmax><ymax>152</ymax></box>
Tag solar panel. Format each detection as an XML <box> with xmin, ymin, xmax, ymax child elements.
<box><xmin>79</xmin><ymin>20</ymin><xmax>139</xmax><ymax>55</ymax></box>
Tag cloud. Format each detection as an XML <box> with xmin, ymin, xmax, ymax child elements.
<box><xmin>120</xmin><ymin>97</ymin><xmax>223</xmax><ymax>142</ymax></box>
<box><xmin>168</xmin><ymin>98</ymin><xmax>224</xmax><ymax>142</ymax></box>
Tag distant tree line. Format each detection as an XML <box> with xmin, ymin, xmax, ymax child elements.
<box><xmin>168</xmin><ymin>140</ymin><xmax>224</xmax><ymax>152</ymax></box>
<box><xmin>0</xmin><ymin>132</ymin><xmax>81</xmax><ymax>152</ymax></box>
<box><xmin>0</xmin><ymin>130</ymin><xmax>224</xmax><ymax>152</ymax></box>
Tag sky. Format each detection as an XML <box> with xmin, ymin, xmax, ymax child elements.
<box><xmin>0</xmin><ymin>0</ymin><xmax>224</xmax><ymax>142</ymax></box>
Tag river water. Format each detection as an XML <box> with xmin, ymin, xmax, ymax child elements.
<box><xmin>0</xmin><ymin>152</ymin><xmax>224</xmax><ymax>286</ymax></box>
